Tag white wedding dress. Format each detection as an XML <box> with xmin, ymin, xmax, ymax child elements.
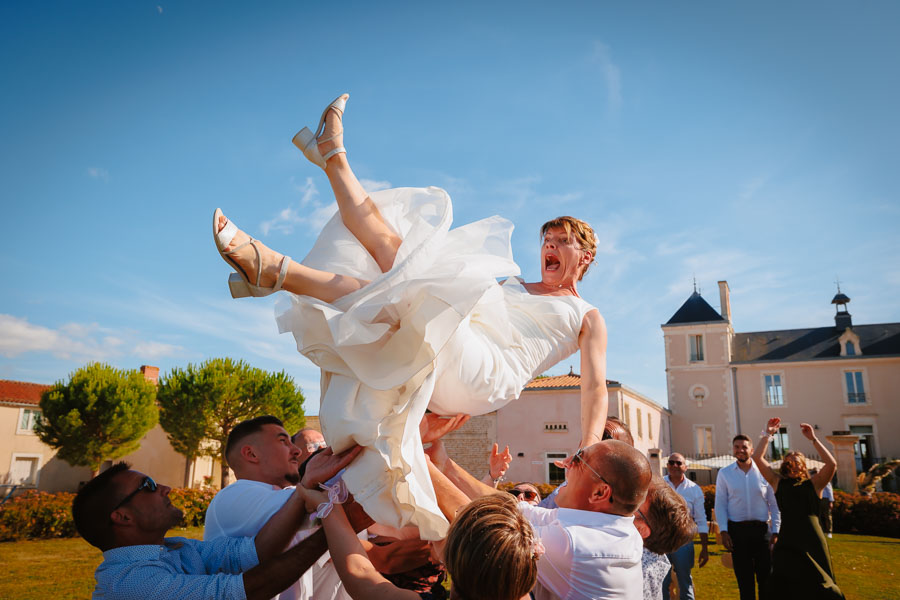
<box><xmin>275</xmin><ymin>186</ymin><xmax>596</xmax><ymax>539</ymax></box>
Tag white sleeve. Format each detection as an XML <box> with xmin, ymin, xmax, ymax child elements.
<box><xmin>205</xmin><ymin>483</ymin><xmax>295</xmax><ymax>539</ymax></box>
<box><xmin>690</xmin><ymin>486</ymin><xmax>709</xmax><ymax>534</ymax></box>
<box><xmin>518</xmin><ymin>502</ymin><xmax>559</xmax><ymax>526</ymax></box>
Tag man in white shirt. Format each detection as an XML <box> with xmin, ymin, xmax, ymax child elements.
<box><xmin>206</xmin><ymin>416</ymin><xmax>425</xmax><ymax>600</ymax></box>
<box><xmin>715</xmin><ymin>434</ymin><xmax>781</xmax><ymax>600</ymax></box>
<box><xmin>663</xmin><ymin>452</ymin><xmax>709</xmax><ymax>600</ymax></box>
<box><xmin>429</xmin><ymin>438</ymin><xmax>651</xmax><ymax>600</ymax></box>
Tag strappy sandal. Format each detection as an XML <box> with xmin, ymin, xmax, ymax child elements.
<box><xmin>213</xmin><ymin>208</ymin><xmax>291</xmax><ymax>298</ymax></box>
<box><xmin>292</xmin><ymin>93</ymin><xmax>349</xmax><ymax>169</ymax></box>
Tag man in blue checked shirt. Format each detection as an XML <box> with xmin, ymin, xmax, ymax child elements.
<box><xmin>74</xmin><ymin>453</ymin><xmax>361</xmax><ymax>600</ymax></box>
<box><xmin>662</xmin><ymin>452</ymin><xmax>709</xmax><ymax>600</ymax></box>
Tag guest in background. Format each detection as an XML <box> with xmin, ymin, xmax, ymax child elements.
<box><xmin>715</xmin><ymin>434</ymin><xmax>781</xmax><ymax>600</ymax></box>
<box><xmin>508</xmin><ymin>482</ymin><xmax>542</xmax><ymax>506</ymax></box>
<box><xmin>663</xmin><ymin>452</ymin><xmax>709</xmax><ymax>600</ymax></box>
<box><xmin>752</xmin><ymin>419</ymin><xmax>844</xmax><ymax>599</ymax></box>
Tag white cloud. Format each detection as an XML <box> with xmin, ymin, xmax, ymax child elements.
<box><xmin>132</xmin><ymin>341</ymin><xmax>182</xmax><ymax>359</ymax></box>
<box><xmin>0</xmin><ymin>314</ymin><xmax>183</xmax><ymax>361</ymax></box>
<box><xmin>591</xmin><ymin>41</ymin><xmax>622</xmax><ymax>113</ymax></box>
<box><xmin>260</xmin><ymin>177</ymin><xmax>337</xmax><ymax>236</ymax></box>
<box><xmin>359</xmin><ymin>179</ymin><xmax>392</xmax><ymax>194</ymax></box>
<box><xmin>738</xmin><ymin>174</ymin><xmax>770</xmax><ymax>202</ymax></box>
<box><xmin>87</xmin><ymin>167</ymin><xmax>109</xmax><ymax>182</ymax></box>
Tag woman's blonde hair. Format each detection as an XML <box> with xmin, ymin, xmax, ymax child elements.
<box><xmin>444</xmin><ymin>494</ymin><xmax>539</xmax><ymax>600</ymax></box>
<box><xmin>540</xmin><ymin>216</ymin><xmax>598</xmax><ymax>280</ymax></box>
<box><xmin>779</xmin><ymin>451</ymin><xmax>810</xmax><ymax>481</ymax></box>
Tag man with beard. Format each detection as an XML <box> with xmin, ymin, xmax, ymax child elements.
<box><xmin>206</xmin><ymin>416</ymin><xmax>429</xmax><ymax>600</ymax></box>
<box><xmin>715</xmin><ymin>434</ymin><xmax>781</xmax><ymax>600</ymax></box>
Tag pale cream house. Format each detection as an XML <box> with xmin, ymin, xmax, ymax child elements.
<box><xmin>442</xmin><ymin>372</ymin><xmax>671</xmax><ymax>485</ymax></box>
<box><xmin>663</xmin><ymin>281</ymin><xmax>900</xmax><ymax>473</ymax></box>
<box><xmin>0</xmin><ymin>365</ymin><xmax>223</xmax><ymax>494</ymax></box>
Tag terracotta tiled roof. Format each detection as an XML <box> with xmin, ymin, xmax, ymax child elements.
<box><xmin>524</xmin><ymin>374</ymin><xmax>622</xmax><ymax>390</ymax></box>
<box><xmin>0</xmin><ymin>380</ymin><xmax>51</xmax><ymax>406</ymax></box>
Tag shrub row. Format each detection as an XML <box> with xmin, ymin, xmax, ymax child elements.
<box><xmin>0</xmin><ymin>487</ymin><xmax>217</xmax><ymax>542</ymax></box>
<box><xmin>699</xmin><ymin>484</ymin><xmax>900</xmax><ymax>539</ymax></box>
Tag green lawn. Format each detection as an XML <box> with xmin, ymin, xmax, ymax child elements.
<box><xmin>690</xmin><ymin>533</ymin><xmax>900</xmax><ymax>600</ymax></box>
<box><xmin>1</xmin><ymin>529</ymin><xmax>897</xmax><ymax>599</ymax></box>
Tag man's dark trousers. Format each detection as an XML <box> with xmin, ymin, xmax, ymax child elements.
<box><xmin>728</xmin><ymin>520</ymin><xmax>770</xmax><ymax>600</ymax></box>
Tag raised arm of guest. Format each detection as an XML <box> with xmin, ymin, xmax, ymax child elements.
<box><xmin>752</xmin><ymin>417</ymin><xmax>782</xmax><ymax>491</ymax></box>
<box><xmin>578</xmin><ymin>309</ymin><xmax>609</xmax><ymax>448</ymax></box>
<box><xmin>425</xmin><ymin>438</ymin><xmax>504</xmax><ymax>501</ymax></box>
<box><xmin>801</xmin><ymin>423</ymin><xmax>838</xmax><ymax>496</ymax></box>
<box><xmin>299</xmin><ymin>486</ymin><xmax>419</xmax><ymax>600</ymax></box>
<box><xmin>480</xmin><ymin>443</ymin><xmax>513</xmax><ymax>487</ymax></box>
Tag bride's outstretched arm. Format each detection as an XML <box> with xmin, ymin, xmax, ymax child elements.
<box><xmin>578</xmin><ymin>309</ymin><xmax>609</xmax><ymax>448</ymax></box>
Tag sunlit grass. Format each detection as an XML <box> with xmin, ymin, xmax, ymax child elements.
<box><xmin>1</xmin><ymin>529</ymin><xmax>897</xmax><ymax>599</ymax></box>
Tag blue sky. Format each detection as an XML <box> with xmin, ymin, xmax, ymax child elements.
<box><xmin>2</xmin><ymin>1</ymin><xmax>898</xmax><ymax>415</ymax></box>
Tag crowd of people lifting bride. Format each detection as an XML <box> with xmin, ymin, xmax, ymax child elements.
<box><xmin>71</xmin><ymin>94</ymin><xmax>844</xmax><ymax>600</ymax></box>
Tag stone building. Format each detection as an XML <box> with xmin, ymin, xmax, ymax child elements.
<box><xmin>663</xmin><ymin>281</ymin><xmax>900</xmax><ymax>478</ymax></box>
<box><xmin>443</xmin><ymin>372</ymin><xmax>670</xmax><ymax>485</ymax></box>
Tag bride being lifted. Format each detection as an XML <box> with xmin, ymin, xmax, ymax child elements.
<box><xmin>213</xmin><ymin>94</ymin><xmax>609</xmax><ymax>539</ymax></box>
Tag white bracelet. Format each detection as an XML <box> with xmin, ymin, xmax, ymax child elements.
<box><xmin>760</xmin><ymin>430</ymin><xmax>774</xmax><ymax>441</ymax></box>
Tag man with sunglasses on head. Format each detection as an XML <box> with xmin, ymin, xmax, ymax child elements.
<box><xmin>662</xmin><ymin>452</ymin><xmax>709</xmax><ymax>600</ymax></box>
<box><xmin>73</xmin><ymin>451</ymin><xmax>360</xmax><ymax>600</ymax></box>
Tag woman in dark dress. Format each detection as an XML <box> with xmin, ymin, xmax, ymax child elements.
<box><xmin>752</xmin><ymin>418</ymin><xmax>845</xmax><ymax>600</ymax></box>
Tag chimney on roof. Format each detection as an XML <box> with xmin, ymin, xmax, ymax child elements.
<box><xmin>140</xmin><ymin>365</ymin><xmax>160</xmax><ymax>385</ymax></box>
<box><xmin>718</xmin><ymin>280</ymin><xmax>731</xmax><ymax>323</ymax></box>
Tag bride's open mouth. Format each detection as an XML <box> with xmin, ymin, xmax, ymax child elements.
<box><xmin>545</xmin><ymin>254</ymin><xmax>560</xmax><ymax>271</ymax></box>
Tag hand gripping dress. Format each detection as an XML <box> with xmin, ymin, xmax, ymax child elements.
<box><xmin>275</xmin><ymin>187</ymin><xmax>597</xmax><ymax>539</ymax></box>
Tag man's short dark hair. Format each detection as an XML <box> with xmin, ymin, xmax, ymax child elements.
<box><xmin>733</xmin><ymin>434</ymin><xmax>752</xmax><ymax>444</ymax></box>
<box><xmin>72</xmin><ymin>462</ymin><xmax>130</xmax><ymax>550</ymax></box>
<box><xmin>225</xmin><ymin>415</ymin><xmax>285</xmax><ymax>467</ymax></box>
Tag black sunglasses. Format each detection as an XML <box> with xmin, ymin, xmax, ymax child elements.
<box><xmin>112</xmin><ymin>476</ymin><xmax>158</xmax><ymax>512</ymax></box>
<box><xmin>667</xmin><ymin>460</ymin><xmax>684</xmax><ymax>466</ymax></box>
<box><xmin>572</xmin><ymin>448</ymin><xmax>614</xmax><ymax>503</ymax></box>
<box><xmin>509</xmin><ymin>489</ymin><xmax>538</xmax><ymax>501</ymax></box>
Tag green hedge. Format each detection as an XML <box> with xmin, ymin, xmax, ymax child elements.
<box><xmin>833</xmin><ymin>490</ymin><xmax>900</xmax><ymax>538</ymax></box>
<box><xmin>698</xmin><ymin>484</ymin><xmax>900</xmax><ymax>539</ymax></box>
<box><xmin>0</xmin><ymin>487</ymin><xmax>217</xmax><ymax>542</ymax></box>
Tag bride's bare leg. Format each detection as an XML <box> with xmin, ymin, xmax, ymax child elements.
<box><xmin>318</xmin><ymin>106</ymin><xmax>402</xmax><ymax>273</ymax></box>
<box><xmin>217</xmin><ymin>214</ymin><xmax>369</xmax><ymax>303</ymax></box>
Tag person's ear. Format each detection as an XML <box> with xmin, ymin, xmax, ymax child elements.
<box><xmin>581</xmin><ymin>250</ymin><xmax>593</xmax><ymax>266</ymax></box>
<box><xmin>634</xmin><ymin>517</ymin><xmax>651</xmax><ymax>540</ymax></box>
<box><xmin>588</xmin><ymin>481</ymin><xmax>613</xmax><ymax>509</ymax></box>
<box><xmin>240</xmin><ymin>444</ymin><xmax>260</xmax><ymax>464</ymax></box>
<box><xmin>110</xmin><ymin>508</ymin><xmax>133</xmax><ymax>527</ymax></box>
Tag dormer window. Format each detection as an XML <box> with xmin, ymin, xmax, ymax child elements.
<box><xmin>839</xmin><ymin>329</ymin><xmax>861</xmax><ymax>357</ymax></box>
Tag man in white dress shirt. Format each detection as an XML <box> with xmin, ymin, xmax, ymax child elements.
<box><xmin>429</xmin><ymin>438</ymin><xmax>651</xmax><ymax>600</ymax></box>
<box><xmin>715</xmin><ymin>434</ymin><xmax>781</xmax><ymax>600</ymax></box>
<box><xmin>663</xmin><ymin>452</ymin><xmax>709</xmax><ymax>600</ymax></box>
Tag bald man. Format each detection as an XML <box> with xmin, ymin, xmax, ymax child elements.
<box><xmin>663</xmin><ymin>452</ymin><xmax>709</xmax><ymax>600</ymax></box>
<box><xmin>429</xmin><ymin>438</ymin><xmax>652</xmax><ymax>600</ymax></box>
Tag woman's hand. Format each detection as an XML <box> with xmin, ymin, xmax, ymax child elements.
<box><xmin>488</xmin><ymin>443</ymin><xmax>512</xmax><ymax>480</ymax></box>
<box><xmin>765</xmin><ymin>417</ymin><xmax>781</xmax><ymax>436</ymax></box>
<box><xmin>297</xmin><ymin>485</ymin><xmax>329</xmax><ymax>513</ymax></box>
<box><xmin>800</xmin><ymin>423</ymin><xmax>816</xmax><ymax>441</ymax></box>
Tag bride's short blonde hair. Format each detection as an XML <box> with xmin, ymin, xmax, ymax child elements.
<box><xmin>540</xmin><ymin>216</ymin><xmax>598</xmax><ymax>280</ymax></box>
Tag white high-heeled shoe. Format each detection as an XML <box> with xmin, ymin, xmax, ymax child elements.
<box><xmin>292</xmin><ymin>93</ymin><xmax>349</xmax><ymax>169</ymax></box>
<box><xmin>213</xmin><ymin>208</ymin><xmax>291</xmax><ymax>298</ymax></box>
